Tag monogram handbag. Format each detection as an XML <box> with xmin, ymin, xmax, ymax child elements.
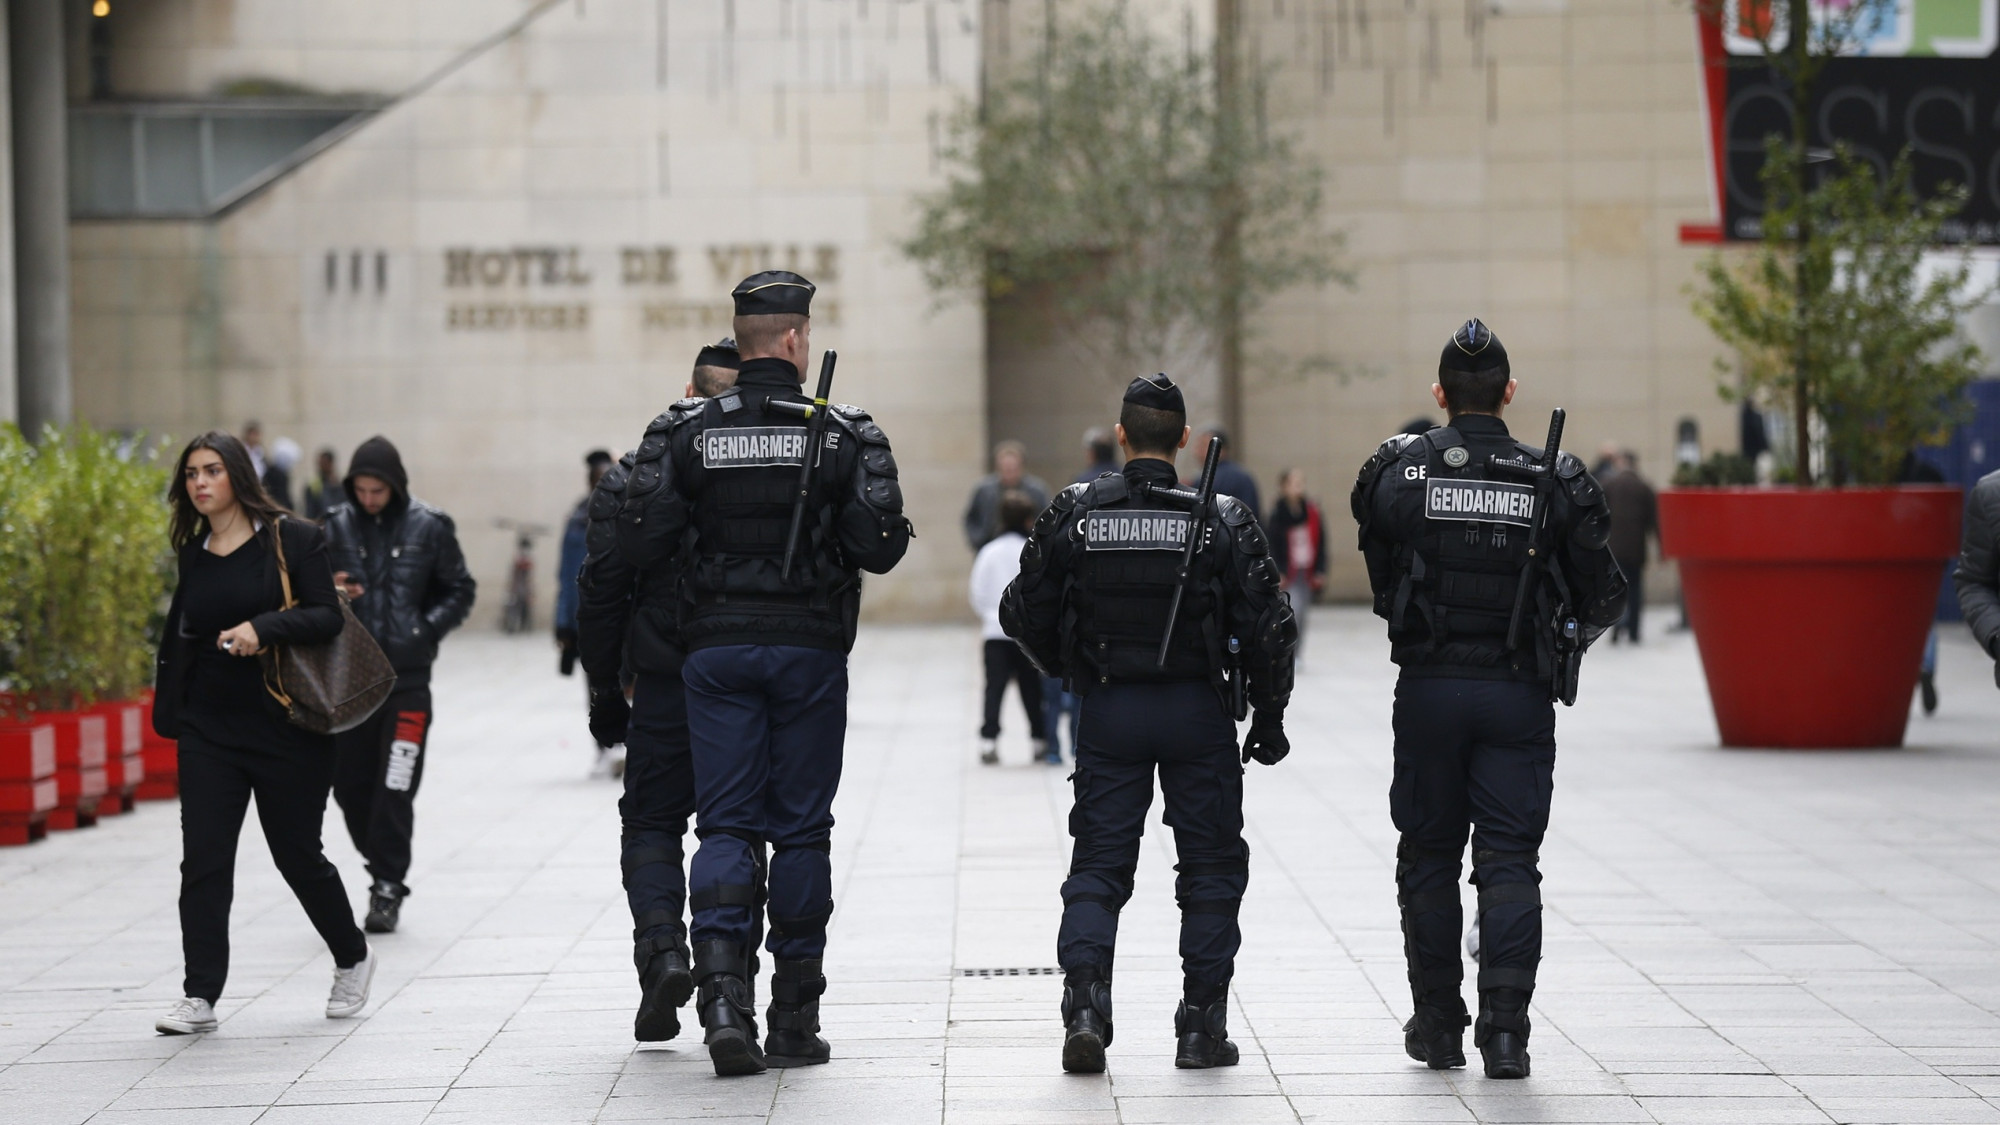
<box><xmin>260</xmin><ymin>519</ymin><xmax>396</xmax><ymax>734</ymax></box>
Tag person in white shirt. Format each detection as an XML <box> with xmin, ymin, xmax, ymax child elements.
<box><xmin>968</xmin><ymin>491</ymin><xmax>1052</xmax><ymax>765</ymax></box>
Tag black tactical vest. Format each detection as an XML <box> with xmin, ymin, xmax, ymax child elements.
<box><xmin>685</xmin><ymin>390</ymin><xmax>845</xmax><ymax>614</ymax></box>
<box><xmin>1389</xmin><ymin>426</ymin><xmax>1538</xmax><ymax>647</ymax></box>
<box><xmin>1062</xmin><ymin>470</ymin><xmax>1221</xmax><ymax>688</ymax></box>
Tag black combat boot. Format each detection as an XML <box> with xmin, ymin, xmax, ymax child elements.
<box><xmin>693</xmin><ymin>940</ymin><xmax>766</xmax><ymax>1076</ymax></box>
<box><xmin>1059</xmin><ymin>968</ymin><xmax>1114</xmax><ymax>1074</ymax></box>
<box><xmin>1403</xmin><ymin>999</ymin><xmax>1470</xmax><ymax>1069</ymax></box>
<box><xmin>632</xmin><ymin>930</ymin><xmax>693</xmax><ymax>1042</ymax></box>
<box><xmin>364</xmin><ymin>881</ymin><xmax>405</xmax><ymax>935</ymax></box>
<box><xmin>1173</xmin><ymin>980</ymin><xmax>1239</xmax><ymax>1069</ymax></box>
<box><xmin>763</xmin><ymin>958</ymin><xmax>831</xmax><ymax>1067</ymax></box>
<box><xmin>1475</xmin><ymin>988</ymin><xmax>1532</xmax><ymax>1079</ymax></box>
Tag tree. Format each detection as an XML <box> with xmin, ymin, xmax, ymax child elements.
<box><xmin>1692</xmin><ymin>0</ymin><xmax>1907</xmax><ymax>484</ymax></box>
<box><xmin>1691</xmin><ymin>146</ymin><xmax>1987</xmax><ymax>485</ymax></box>
<box><xmin>902</xmin><ymin>4</ymin><xmax>1346</xmax><ymax>443</ymax></box>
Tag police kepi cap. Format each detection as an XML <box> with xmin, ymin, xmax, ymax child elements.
<box><xmin>731</xmin><ymin>271</ymin><xmax>816</xmax><ymax>317</ymax></box>
<box><xmin>1123</xmin><ymin>372</ymin><xmax>1185</xmax><ymax>414</ymax></box>
<box><xmin>1440</xmin><ymin>317</ymin><xmax>1508</xmax><ymax>375</ymax></box>
<box><xmin>695</xmin><ymin>337</ymin><xmax>741</xmax><ymax>370</ymax></box>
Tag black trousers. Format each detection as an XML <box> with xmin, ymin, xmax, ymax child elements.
<box><xmin>1612</xmin><ymin>564</ymin><xmax>1646</xmax><ymax>642</ymax></box>
<box><xmin>622</xmin><ymin>672</ymin><xmax>696</xmax><ymax>949</ymax></box>
<box><xmin>1059</xmin><ymin>682</ymin><xmax>1247</xmax><ymax>988</ymax></box>
<box><xmin>333</xmin><ymin>685</ymin><xmax>432</xmax><ymax>892</ymax></box>
<box><xmin>981</xmin><ymin>639</ymin><xmax>1047</xmax><ymax>740</ymax></box>
<box><xmin>1390</xmin><ymin>675</ymin><xmax>1555</xmax><ymax>1016</ymax></box>
<box><xmin>178</xmin><ymin>731</ymin><xmax>367</xmax><ymax>1003</ymax></box>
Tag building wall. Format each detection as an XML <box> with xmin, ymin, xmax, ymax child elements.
<box><xmin>982</xmin><ymin>0</ymin><xmax>1734</xmax><ymax>602</ymax></box>
<box><xmin>72</xmin><ymin>0</ymin><xmax>986</xmax><ymax>624</ymax></box>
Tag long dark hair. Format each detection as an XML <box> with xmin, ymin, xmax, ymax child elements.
<box><xmin>167</xmin><ymin>430</ymin><xmax>293</xmax><ymax>549</ymax></box>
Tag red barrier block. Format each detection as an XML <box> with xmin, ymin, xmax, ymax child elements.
<box><xmin>47</xmin><ymin>714</ymin><xmax>108</xmax><ymax>831</ymax></box>
<box><xmin>91</xmin><ymin>702</ymin><xmax>145</xmax><ymax>817</ymax></box>
<box><xmin>0</xmin><ymin>719</ymin><xmax>56</xmax><ymax>783</ymax></box>
<box><xmin>0</xmin><ymin>777</ymin><xmax>57</xmax><ymax>845</ymax></box>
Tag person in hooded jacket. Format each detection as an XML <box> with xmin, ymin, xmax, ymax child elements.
<box><xmin>322</xmin><ymin>436</ymin><xmax>478</xmax><ymax>934</ymax></box>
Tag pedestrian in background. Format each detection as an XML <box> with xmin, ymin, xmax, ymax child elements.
<box><xmin>1601</xmin><ymin>450</ymin><xmax>1657</xmax><ymax>644</ymax></box>
<box><xmin>266</xmin><ymin>437</ymin><xmax>300</xmax><ymax>512</ymax></box>
<box><xmin>969</xmin><ymin>490</ymin><xmax>1050</xmax><ymax>765</ymax></box>
<box><xmin>1189</xmin><ymin>428</ymin><xmax>1260</xmax><ymax>519</ymax></box>
<box><xmin>1267</xmin><ymin>468</ymin><xmax>1326</xmax><ymax>661</ymax></box>
<box><xmin>558</xmin><ymin>449</ymin><xmax>616</xmax><ymax>680</ymax></box>
<box><xmin>302</xmin><ymin>447</ymin><xmax>340</xmax><ymax>521</ymax></box>
<box><xmin>151</xmin><ymin>431</ymin><xmax>374</xmax><ymax>1035</ymax></box>
<box><xmin>963</xmin><ymin>439</ymin><xmax>1049</xmax><ymax>551</ymax></box>
<box><xmin>1955</xmin><ymin>466</ymin><xmax>2000</xmax><ymax>691</ymax></box>
<box><xmin>323</xmin><ymin>437</ymin><xmax>478</xmax><ymax>935</ymax></box>
<box><xmin>1077</xmin><ymin>426</ymin><xmax>1118</xmax><ymax>484</ymax></box>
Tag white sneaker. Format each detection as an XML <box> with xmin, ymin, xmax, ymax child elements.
<box><xmin>327</xmin><ymin>946</ymin><xmax>376</xmax><ymax>1019</ymax></box>
<box><xmin>979</xmin><ymin>738</ymin><xmax>999</xmax><ymax>765</ymax></box>
<box><xmin>156</xmin><ymin>996</ymin><xmax>217</xmax><ymax>1035</ymax></box>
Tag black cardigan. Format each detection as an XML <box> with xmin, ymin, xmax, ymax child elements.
<box><xmin>152</xmin><ymin>517</ymin><xmax>345</xmax><ymax>740</ymax></box>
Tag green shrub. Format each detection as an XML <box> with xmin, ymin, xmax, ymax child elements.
<box><xmin>1671</xmin><ymin>452</ymin><xmax>1758</xmax><ymax>488</ymax></box>
<box><xmin>1</xmin><ymin>425</ymin><xmax>171</xmax><ymax>715</ymax></box>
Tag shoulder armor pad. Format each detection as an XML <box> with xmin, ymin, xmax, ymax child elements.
<box><xmin>1424</xmin><ymin>427</ymin><xmax>1465</xmax><ymax>450</ymax></box>
<box><xmin>1087</xmin><ymin>474</ymin><xmax>1129</xmax><ymax>505</ymax></box>
<box><xmin>831</xmin><ymin>405</ymin><xmax>889</xmax><ymax>446</ymax></box>
<box><xmin>1052</xmin><ymin>481</ymin><xmax>1088</xmax><ymax>512</ymax></box>
<box><xmin>588</xmin><ymin>462</ymin><xmax>632</xmax><ymax>520</ymax></box>
<box><xmin>1381</xmin><ymin>432</ymin><xmax>1423</xmax><ymax>456</ymax></box>
<box><xmin>1560</xmin><ymin>458</ymin><xmax>1604</xmax><ymax>508</ymax></box>
<box><xmin>1216</xmin><ymin>494</ymin><xmax>1254</xmax><ymax>527</ymax></box>
<box><xmin>1036</xmin><ymin>483</ymin><xmax>1088</xmax><ymax>538</ymax></box>
<box><xmin>673</xmin><ymin>396</ymin><xmax>705</xmax><ymax>411</ymax></box>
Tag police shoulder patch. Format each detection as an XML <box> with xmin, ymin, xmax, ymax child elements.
<box><xmin>1082</xmin><ymin>508</ymin><xmax>1194</xmax><ymax>551</ymax></box>
<box><xmin>1423</xmin><ymin>477</ymin><xmax>1537</xmax><ymax>527</ymax></box>
<box><xmin>1443</xmin><ymin>446</ymin><xmax>1470</xmax><ymax>468</ymax></box>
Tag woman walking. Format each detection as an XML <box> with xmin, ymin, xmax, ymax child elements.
<box><xmin>1268</xmin><ymin>469</ymin><xmax>1326</xmax><ymax>665</ymax></box>
<box><xmin>151</xmin><ymin>432</ymin><xmax>375</xmax><ymax>1034</ymax></box>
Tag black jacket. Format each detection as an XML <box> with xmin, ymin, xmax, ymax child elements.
<box><xmin>321</xmin><ymin>436</ymin><xmax>477</xmax><ymax>688</ymax></box>
<box><xmin>1001</xmin><ymin>458</ymin><xmax>1296</xmax><ymax>716</ymax></box>
<box><xmin>577</xmin><ymin>450</ymin><xmax>687</xmax><ymax>685</ymax></box>
<box><xmin>152</xmin><ymin>518</ymin><xmax>344</xmax><ymax>740</ymax></box>
<box><xmin>1955</xmin><ymin>469</ymin><xmax>2000</xmax><ymax>664</ymax></box>
<box><xmin>610</xmin><ymin>359</ymin><xmax>912</xmax><ymax>654</ymax></box>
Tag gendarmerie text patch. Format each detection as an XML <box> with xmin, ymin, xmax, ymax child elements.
<box><xmin>1424</xmin><ymin>479</ymin><xmax>1536</xmax><ymax>527</ymax></box>
<box><xmin>1082</xmin><ymin>510</ymin><xmax>1193</xmax><ymax>551</ymax></box>
<box><xmin>703</xmin><ymin>427</ymin><xmax>807</xmax><ymax>469</ymax></box>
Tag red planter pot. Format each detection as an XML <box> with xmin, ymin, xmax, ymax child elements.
<box><xmin>0</xmin><ymin>718</ymin><xmax>58</xmax><ymax>845</ymax></box>
<box><xmin>91</xmin><ymin>701</ymin><xmax>145</xmax><ymax>817</ymax></box>
<box><xmin>47</xmin><ymin>711</ymin><xmax>109</xmax><ymax>831</ymax></box>
<box><xmin>1659</xmin><ymin>485</ymin><xmax>1962</xmax><ymax>749</ymax></box>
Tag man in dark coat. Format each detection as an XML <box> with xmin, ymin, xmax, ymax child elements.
<box><xmin>1956</xmin><ymin>468</ymin><xmax>2000</xmax><ymax>689</ymax></box>
<box><xmin>1600</xmin><ymin>451</ymin><xmax>1657</xmax><ymax>643</ymax></box>
<box><xmin>323</xmin><ymin>436</ymin><xmax>478</xmax><ymax>934</ymax></box>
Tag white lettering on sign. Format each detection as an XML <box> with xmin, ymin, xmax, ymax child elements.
<box><xmin>703</xmin><ymin>427</ymin><xmax>807</xmax><ymax>469</ymax></box>
<box><xmin>1083</xmin><ymin>509</ymin><xmax>1193</xmax><ymax>551</ymax></box>
<box><xmin>1423</xmin><ymin>479</ymin><xmax>1537</xmax><ymax>527</ymax></box>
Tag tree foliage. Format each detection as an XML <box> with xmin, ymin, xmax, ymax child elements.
<box><xmin>902</xmin><ymin>5</ymin><xmax>1346</xmax><ymax>382</ymax></box>
<box><xmin>1691</xmin><ymin>144</ymin><xmax>1988</xmax><ymax>486</ymax></box>
<box><xmin>1</xmin><ymin>425</ymin><xmax>172</xmax><ymax>714</ymax></box>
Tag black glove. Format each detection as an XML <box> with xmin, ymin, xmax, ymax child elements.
<box><xmin>588</xmin><ymin>681</ymin><xmax>630</xmax><ymax>748</ymax></box>
<box><xmin>1240</xmin><ymin>710</ymin><xmax>1289</xmax><ymax>766</ymax></box>
<box><xmin>556</xmin><ymin>627</ymin><xmax>578</xmax><ymax>677</ymax></box>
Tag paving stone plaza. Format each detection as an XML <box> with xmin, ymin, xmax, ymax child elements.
<box><xmin>4</xmin><ymin>609</ymin><xmax>2000</xmax><ymax>1124</ymax></box>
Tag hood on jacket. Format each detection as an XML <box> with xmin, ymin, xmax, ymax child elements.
<box><xmin>344</xmin><ymin>435</ymin><xmax>410</xmax><ymax>513</ymax></box>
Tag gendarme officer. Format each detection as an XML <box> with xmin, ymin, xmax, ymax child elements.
<box><xmin>610</xmin><ymin>272</ymin><xmax>911</xmax><ymax>1076</ymax></box>
<box><xmin>1351</xmin><ymin>319</ymin><xmax>1626</xmax><ymax>1079</ymax></box>
<box><xmin>577</xmin><ymin>339</ymin><xmax>744</xmax><ymax>1047</ymax></box>
<box><xmin>1002</xmin><ymin>373</ymin><xmax>1296</xmax><ymax>1074</ymax></box>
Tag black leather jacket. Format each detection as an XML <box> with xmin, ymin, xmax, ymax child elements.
<box><xmin>323</xmin><ymin>495</ymin><xmax>477</xmax><ymax>688</ymax></box>
<box><xmin>1955</xmin><ymin>469</ymin><xmax>2000</xmax><ymax>665</ymax></box>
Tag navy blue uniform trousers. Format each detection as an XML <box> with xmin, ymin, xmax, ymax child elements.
<box><xmin>684</xmin><ymin>645</ymin><xmax>847</xmax><ymax>961</ymax></box>
<box><xmin>1390</xmin><ymin>675</ymin><xmax>1555</xmax><ymax>1009</ymax></box>
<box><xmin>1059</xmin><ymin>682</ymin><xmax>1248</xmax><ymax>988</ymax></box>
<box><xmin>621</xmin><ymin>673</ymin><xmax>696</xmax><ymax>947</ymax></box>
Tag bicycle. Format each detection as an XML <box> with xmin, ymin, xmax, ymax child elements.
<box><xmin>495</xmin><ymin>519</ymin><xmax>550</xmax><ymax>633</ymax></box>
